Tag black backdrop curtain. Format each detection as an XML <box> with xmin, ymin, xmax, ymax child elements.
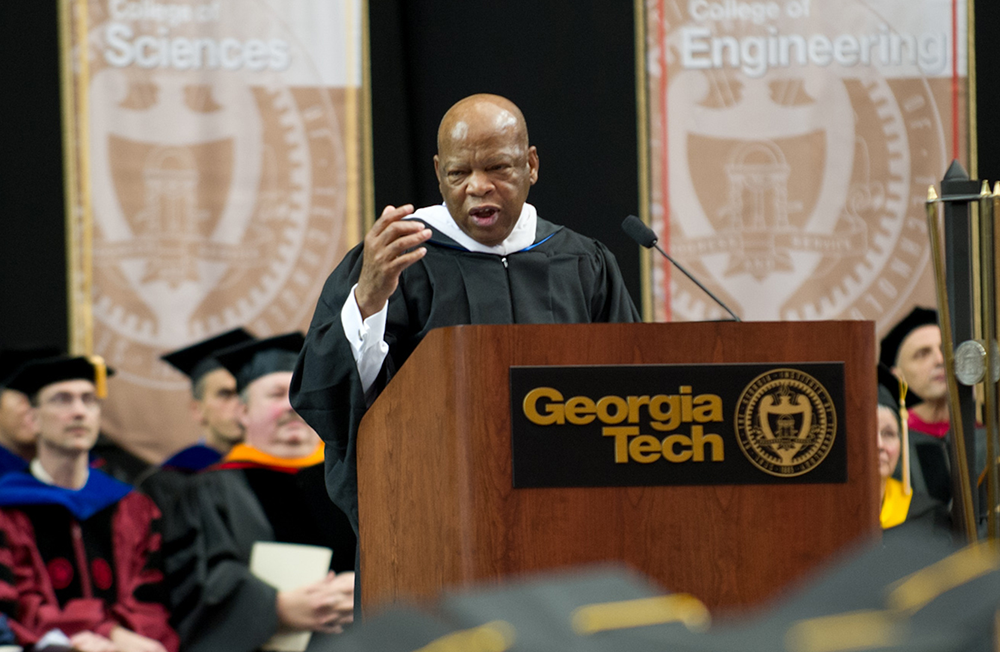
<box><xmin>368</xmin><ymin>1</ymin><xmax>642</xmax><ymax>300</ymax></box>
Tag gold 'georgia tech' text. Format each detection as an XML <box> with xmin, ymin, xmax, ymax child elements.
<box><xmin>522</xmin><ymin>386</ymin><xmax>725</xmax><ymax>464</ymax></box>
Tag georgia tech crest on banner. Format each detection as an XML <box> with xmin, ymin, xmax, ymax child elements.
<box><xmin>60</xmin><ymin>0</ymin><xmax>369</xmax><ymax>460</ymax></box>
<box><xmin>637</xmin><ymin>0</ymin><xmax>967</xmax><ymax>324</ymax></box>
<box><xmin>510</xmin><ymin>363</ymin><xmax>845</xmax><ymax>488</ymax></box>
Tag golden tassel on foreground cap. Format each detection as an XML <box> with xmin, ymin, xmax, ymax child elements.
<box><xmin>571</xmin><ymin>594</ymin><xmax>710</xmax><ymax>635</ymax></box>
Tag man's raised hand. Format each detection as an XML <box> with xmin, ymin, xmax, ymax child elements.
<box><xmin>354</xmin><ymin>204</ymin><xmax>432</xmax><ymax>320</ymax></box>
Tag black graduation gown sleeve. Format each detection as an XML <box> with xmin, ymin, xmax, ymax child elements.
<box><xmin>290</xmin><ymin>217</ymin><xmax>639</xmax><ymax>536</ymax></box>
<box><xmin>166</xmin><ymin>471</ymin><xmax>280</xmax><ymax>652</ymax></box>
<box><xmin>882</xmin><ymin>492</ymin><xmax>953</xmax><ymax>544</ymax></box>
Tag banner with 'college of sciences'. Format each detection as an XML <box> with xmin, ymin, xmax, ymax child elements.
<box><xmin>62</xmin><ymin>0</ymin><xmax>367</xmax><ymax>461</ymax></box>
<box><xmin>641</xmin><ymin>0</ymin><xmax>966</xmax><ymax>326</ymax></box>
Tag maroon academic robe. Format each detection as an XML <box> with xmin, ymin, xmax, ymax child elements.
<box><xmin>0</xmin><ymin>470</ymin><xmax>178</xmax><ymax>650</ymax></box>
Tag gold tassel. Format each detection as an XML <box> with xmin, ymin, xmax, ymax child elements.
<box><xmin>89</xmin><ymin>355</ymin><xmax>107</xmax><ymax>398</ymax></box>
<box><xmin>899</xmin><ymin>378</ymin><xmax>912</xmax><ymax>496</ymax></box>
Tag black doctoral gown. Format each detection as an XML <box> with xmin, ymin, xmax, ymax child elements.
<box><xmin>290</xmin><ymin>216</ymin><xmax>640</xmax><ymax>533</ymax></box>
<box><xmin>167</xmin><ymin>463</ymin><xmax>356</xmax><ymax>652</ymax></box>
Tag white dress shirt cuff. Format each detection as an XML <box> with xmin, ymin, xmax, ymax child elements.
<box><xmin>341</xmin><ymin>284</ymin><xmax>390</xmax><ymax>393</ymax></box>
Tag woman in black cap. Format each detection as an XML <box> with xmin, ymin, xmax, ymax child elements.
<box><xmin>878</xmin><ymin>365</ymin><xmax>949</xmax><ymax>536</ymax></box>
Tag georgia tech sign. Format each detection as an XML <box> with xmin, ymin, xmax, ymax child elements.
<box><xmin>523</xmin><ymin>386</ymin><xmax>725</xmax><ymax>465</ymax></box>
<box><xmin>510</xmin><ymin>363</ymin><xmax>845</xmax><ymax>488</ymax></box>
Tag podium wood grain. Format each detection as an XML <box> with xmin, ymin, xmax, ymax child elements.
<box><xmin>356</xmin><ymin>321</ymin><xmax>877</xmax><ymax>613</ymax></box>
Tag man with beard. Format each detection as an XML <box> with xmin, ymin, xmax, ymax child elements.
<box><xmin>168</xmin><ymin>333</ymin><xmax>356</xmax><ymax>652</ymax></box>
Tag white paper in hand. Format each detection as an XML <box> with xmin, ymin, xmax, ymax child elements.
<box><xmin>250</xmin><ymin>541</ymin><xmax>333</xmax><ymax>652</ymax></box>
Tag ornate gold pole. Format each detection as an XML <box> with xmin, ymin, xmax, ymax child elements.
<box><xmin>927</xmin><ymin>186</ymin><xmax>978</xmax><ymax>542</ymax></box>
<box><xmin>979</xmin><ymin>181</ymin><xmax>999</xmax><ymax>541</ymax></box>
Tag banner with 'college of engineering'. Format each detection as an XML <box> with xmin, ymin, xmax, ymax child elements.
<box><xmin>641</xmin><ymin>0</ymin><xmax>966</xmax><ymax>325</ymax></box>
<box><xmin>62</xmin><ymin>0</ymin><xmax>367</xmax><ymax>461</ymax></box>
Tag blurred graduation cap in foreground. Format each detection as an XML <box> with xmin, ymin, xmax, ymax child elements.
<box><xmin>330</xmin><ymin>534</ymin><xmax>1000</xmax><ymax>652</ymax></box>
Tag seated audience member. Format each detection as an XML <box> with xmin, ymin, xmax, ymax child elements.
<box><xmin>139</xmin><ymin>328</ymin><xmax>256</xmax><ymax>511</ymax></box>
<box><xmin>0</xmin><ymin>356</ymin><xmax>178</xmax><ymax>652</ymax></box>
<box><xmin>880</xmin><ymin>307</ymin><xmax>953</xmax><ymax>502</ymax></box>
<box><xmin>168</xmin><ymin>334</ymin><xmax>356</xmax><ymax>652</ymax></box>
<box><xmin>159</xmin><ymin>328</ymin><xmax>256</xmax><ymax>469</ymax></box>
<box><xmin>0</xmin><ymin>347</ymin><xmax>60</xmax><ymax>476</ymax></box>
<box><xmin>881</xmin><ymin>307</ymin><xmax>987</xmax><ymax>508</ymax></box>
<box><xmin>878</xmin><ymin>364</ymin><xmax>948</xmax><ymax>537</ymax></box>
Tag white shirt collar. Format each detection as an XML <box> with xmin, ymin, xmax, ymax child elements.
<box><xmin>31</xmin><ymin>458</ymin><xmax>89</xmax><ymax>489</ymax></box>
<box><xmin>410</xmin><ymin>203</ymin><xmax>537</xmax><ymax>256</ymax></box>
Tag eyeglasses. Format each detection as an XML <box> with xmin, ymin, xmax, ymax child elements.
<box><xmin>43</xmin><ymin>392</ymin><xmax>100</xmax><ymax>409</ymax></box>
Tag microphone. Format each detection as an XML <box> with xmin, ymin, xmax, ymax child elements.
<box><xmin>622</xmin><ymin>215</ymin><xmax>741</xmax><ymax>322</ymax></box>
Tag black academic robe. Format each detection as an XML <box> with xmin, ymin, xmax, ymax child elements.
<box><xmin>138</xmin><ymin>443</ymin><xmax>223</xmax><ymax>517</ymax></box>
<box><xmin>290</xmin><ymin>217</ymin><xmax>640</xmax><ymax>533</ymax></box>
<box><xmin>903</xmin><ymin>428</ymin><xmax>951</xmax><ymax>503</ymax></box>
<box><xmin>882</xmin><ymin>491</ymin><xmax>953</xmax><ymax>543</ymax></box>
<box><xmin>167</xmin><ymin>463</ymin><xmax>356</xmax><ymax>652</ymax></box>
<box><xmin>89</xmin><ymin>433</ymin><xmax>153</xmax><ymax>486</ymax></box>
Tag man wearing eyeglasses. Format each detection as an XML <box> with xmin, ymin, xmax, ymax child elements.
<box><xmin>0</xmin><ymin>356</ymin><xmax>178</xmax><ymax>652</ymax></box>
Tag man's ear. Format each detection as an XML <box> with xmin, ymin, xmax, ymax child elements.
<box><xmin>433</xmin><ymin>154</ymin><xmax>442</xmax><ymax>184</ymax></box>
<box><xmin>236</xmin><ymin>400</ymin><xmax>250</xmax><ymax>430</ymax></box>
<box><xmin>527</xmin><ymin>146</ymin><xmax>539</xmax><ymax>185</ymax></box>
<box><xmin>190</xmin><ymin>398</ymin><xmax>206</xmax><ymax>426</ymax></box>
<box><xmin>25</xmin><ymin>406</ymin><xmax>40</xmax><ymax>438</ymax></box>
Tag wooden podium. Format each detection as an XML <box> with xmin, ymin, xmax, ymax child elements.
<box><xmin>357</xmin><ymin>321</ymin><xmax>877</xmax><ymax>613</ymax></box>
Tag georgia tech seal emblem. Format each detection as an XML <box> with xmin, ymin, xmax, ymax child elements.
<box><xmin>735</xmin><ymin>368</ymin><xmax>837</xmax><ymax>477</ymax></box>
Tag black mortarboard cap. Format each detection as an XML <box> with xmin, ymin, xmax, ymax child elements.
<box><xmin>160</xmin><ymin>328</ymin><xmax>256</xmax><ymax>386</ymax></box>
<box><xmin>880</xmin><ymin>307</ymin><xmax>938</xmax><ymax>368</ymax></box>
<box><xmin>5</xmin><ymin>355</ymin><xmax>116</xmax><ymax>399</ymax></box>
<box><xmin>0</xmin><ymin>346</ymin><xmax>63</xmax><ymax>388</ymax></box>
<box><xmin>215</xmin><ymin>332</ymin><xmax>304</xmax><ymax>393</ymax></box>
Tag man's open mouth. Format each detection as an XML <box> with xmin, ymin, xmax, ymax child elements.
<box><xmin>469</xmin><ymin>206</ymin><xmax>499</xmax><ymax>225</ymax></box>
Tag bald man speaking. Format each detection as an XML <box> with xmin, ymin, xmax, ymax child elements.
<box><xmin>291</xmin><ymin>94</ymin><xmax>639</xmax><ymax>550</ymax></box>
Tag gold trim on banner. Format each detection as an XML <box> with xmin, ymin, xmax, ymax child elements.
<box><xmin>345</xmin><ymin>0</ymin><xmax>361</xmax><ymax>247</ymax></box>
<box><xmin>361</xmin><ymin>0</ymin><xmax>375</xmax><ymax>235</ymax></box>
<box><xmin>634</xmin><ymin>0</ymin><xmax>652</xmax><ymax>323</ymax></box>
<box><xmin>59</xmin><ymin>0</ymin><xmax>93</xmax><ymax>356</ymax></box>
<box><xmin>75</xmin><ymin>0</ymin><xmax>93</xmax><ymax>356</ymax></box>
<box><xmin>57</xmin><ymin>0</ymin><xmax>78</xmax><ymax>354</ymax></box>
